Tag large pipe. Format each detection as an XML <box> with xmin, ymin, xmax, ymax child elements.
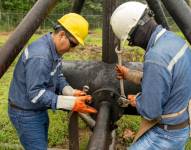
<box><xmin>62</xmin><ymin>61</ymin><xmax>142</xmax><ymax>95</ymax></box>
<box><xmin>161</xmin><ymin>0</ymin><xmax>191</xmax><ymax>44</ymax></box>
<box><xmin>71</xmin><ymin>0</ymin><xmax>85</xmax><ymax>13</ymax></box>
<box><xmin>87</xmin><ymin>101</ymin><xmax>111</xmax><ymax>150</ymax></box>
<box><xmin>62</xmin><ymin>61</ymin><xmax>141</xmax><ymax>116</ymax></box>
<box><xmin>0</xmin><ymin>0</ymin><xmax>59</xmax><ymax>78</ymax></box>
<box><xmin>146</xmin><ymin>0</ymin><xmax>169</xmax><ymax>30</ymax></box>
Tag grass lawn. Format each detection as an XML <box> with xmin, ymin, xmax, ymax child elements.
<box><xmin>0</xmin><ymin>30</ymin><xmax>191</xmax><ymax>149</ymax></box>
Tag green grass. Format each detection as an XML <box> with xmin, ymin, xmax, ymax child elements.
<box><xmin>0</xmin><ymin>29</ymin><xmax>191</xmax><ymax>149</ymax></box>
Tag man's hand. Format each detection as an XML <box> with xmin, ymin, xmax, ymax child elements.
<box><xmin>115</xmin><ymin>65</ymin><xmax>143</xmax><ymax>85</ymax></box>
<box><xmin>115</xmin><ymin>65</ymin><xmax>129</xmax><ymax>80</ymax></box>
<box><xmin>72</xmin><ymin>96</ymin><xmax>97</xmax><ymax>113</ymax></box>
<box><xmin>128</xmin><ymin>95</ymin><xmax>137</xmax><ymax>107</ymax></box>
<box><xmin>73</xmin><ymin>89</ymin><xmax>86</xmax><ymax>96</ymax></box>
<box><xmin>62</xmin><ymin>86</ymin><xmax>86</xmax><ymax>96</ymax></box>
<box><xmin>57</xmin><ymin>95</ymin><xmax>97</xmax><ymax>113</ymax></box>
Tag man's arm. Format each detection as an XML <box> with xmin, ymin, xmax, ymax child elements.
<box><xmin>25</xmin><ymin>57</ymin><xmax>59</xmax><ymax>110</ymax></box>
<box><xmin>136</xmin><ymin>61</ymin><xmax>171</xmax><ymax>120</ymax></box>
<box><xmin>125</xmin><ymin>69</ymin><xmax>143</xmax><ymax>85</ymax></box>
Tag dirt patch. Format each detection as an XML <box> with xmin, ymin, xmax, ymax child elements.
<box><xmin>0</xmin><ymin>32</ymin><xmax>12</xmax><ymax>36</ymax></box>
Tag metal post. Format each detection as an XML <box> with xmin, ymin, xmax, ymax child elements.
<box><xmin>102</xmin><ymin>0</ymin><xmax>118</xmax><ymax>63</ymax></box>
<box><xmin>87</xmin><ymin>101</ymin><xmax>111</xmax><ymax>150</ymax></box>
<box><xmin>69</xmin><ymin>112</ymin><xmax>79</xmax><ymax>150</ymax></box>
<box><xmin>71</xmin><ymin>0</ymin><xmax>85</xmax><ymax>13</ymax></box>
<box><xmin>79</xmin><ymin>113</ymin><xmax>95</xmax><ymax>129</ymax></box>
<box><xmin>0</xmin><ymin>0</ymin><xmax>59</xmax><ymax>78</ymax></box>
<box><xmin>146</xmin><ymin>0</ymin><xmax>170</xmax><ymax>30</ymax></box>
<box><xmin>161</xmin><ymin>0</ymin><xmax>191</xmax><ymax>44</ymax></box>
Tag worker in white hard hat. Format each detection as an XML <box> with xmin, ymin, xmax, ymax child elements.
<box><xmin>110</xmin><ymin>1</ymin><xmax>191</xmax><ymax>149</ymax></box>
<box><xmin>8</xmin><ymin>13</ymin><xmax>97</xmax><ymax>149</ymax></box>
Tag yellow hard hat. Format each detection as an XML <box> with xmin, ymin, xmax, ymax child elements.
<box><xmin>58</xmin><ymin>13</ymin><xmax>89</xmax><ymax>45</ymax></box>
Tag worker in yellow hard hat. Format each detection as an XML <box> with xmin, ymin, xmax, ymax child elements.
<box><xmin>8</xmin><ymin>13</ymin><xmax>96</xmax><ymax>149</ymax></box>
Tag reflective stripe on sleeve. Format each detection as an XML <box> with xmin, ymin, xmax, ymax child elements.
<box><xmin>31</xmin><ymin>89</ymin><xmax>46</xmax><ymax>103</ymax></box>
<box><xmin>50</xmin><ymin>62</ymin><xmax>61</xmax><ymax>76</ymax></box>
<box><xmin>167</xmin><ymin>44</ymin><xmax>188</xmax><ymax>72</ymax></box>
<box><xmin>24</xmin><ymin>47</ymin><xmax>29</xmax><ymax>60</ymax></box>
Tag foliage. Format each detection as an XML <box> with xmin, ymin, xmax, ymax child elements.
<box><xmin>0</xmin><ymin>0</ymin><xmax>102</xmax><ymax>14</ymax></box>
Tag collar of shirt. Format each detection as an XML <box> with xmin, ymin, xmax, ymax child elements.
<box><xmin>146</xmin><ymin>25</ymin><xmax>164</xmax><ymax>52</ymax></box>
<box><xmin>47</xmin><ymin>32</ymin><xmax>62</xmax><ymax>62</ymax></box>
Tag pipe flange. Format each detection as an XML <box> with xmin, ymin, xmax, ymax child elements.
<box><xmin>91</xmin><ymin>88</ymin><xmax>124</xmax><ymax>122</ymax></box>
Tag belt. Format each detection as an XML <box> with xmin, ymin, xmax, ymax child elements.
<box><xmin>9</xmin><ymin>102</ymin><xmax>47</xmax><ymax>111</ymax></box>
<box><xmin>157</xmin><ymin>119</ymin><xmax>189</xmax><ymax>130</ymax></box>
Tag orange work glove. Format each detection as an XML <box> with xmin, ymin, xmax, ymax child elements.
<box><xmin>73</xmin><ymin>89</ymin><xmax>86</xmax><ymax>96</ymax></box>
<box><xmin>72</xmin><ymin>96</ymin><xmax>97</xmax><ymax>113</ymax></box>
<box><xmin>57</xmin><ymin>95</ymin><xmax>97</xmax><ymax>113</ymax></box>
<box><xmin>128</xmin><ymin>95</ymin><xmax>137</xmax><ymax>107</ymax></box>
<box><xmin>115</xmin><ymin>65</ymin><xmax>129</xmax><ymax>80</ymax></box>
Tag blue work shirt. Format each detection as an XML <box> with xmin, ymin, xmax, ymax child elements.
<box><xmin>9</xmin><ymin>33</ymin><xmax>69</xmax><ymax>111</ymax></box>
<box><xmin>136</xmin><ymin>25</ymin><xmax>191</xmax><ymax>124</ymax></box>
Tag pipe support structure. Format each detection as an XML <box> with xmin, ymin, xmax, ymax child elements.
<box><xmin>0</xmin><ymin>0</ymin><xmax>59</xmax><ymax>78</ymax></box>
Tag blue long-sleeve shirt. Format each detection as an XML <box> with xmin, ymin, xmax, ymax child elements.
<box><xmin>136</xmin><ymin>26</ymin><xmax>191</xmax><ymax>125</ymax></box>
<box><xmin>9</xmin><ymin>33</ymin><xmax>69</xmax><ymax>111</ymax></box>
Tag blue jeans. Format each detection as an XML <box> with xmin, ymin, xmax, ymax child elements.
<box><xmin>129</xmin><ymin>126</ymin><xmax>189</xmax><ymax>150</ymax></box>
<box><xmin>8</xmin><ymin>106</ymin><xmax>49</xmax><ymax>150</ymax></box>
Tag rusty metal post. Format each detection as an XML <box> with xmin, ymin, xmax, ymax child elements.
<box><xmin>71</xmin><ymin>0</ymin><xmax>85</xmax><ymax>13</ymax></box>
<box><xmin>69</xmin><ymin>112</ymin><xmax>79</xmax><ymax>150</ymax></box>
<box><xmin>102</xmin><ymin>0</ymin><xmax>118</xmax><ymax>63</ymax></box>
<box><xmin>0</xmin><ymin>0</ymin><xmax>59</xmax><ymax>78</ymax></box>
<box><xmin>87</xmin><ymin>101</ymin><xmax>111</xmax><ymax>150</ymax></box>
<box><xmin>161</xmin><ymin>0</ymin><xmax>191</xmax><ymax>44</ymax></box>
<box><xmin>146</xmin><ymin>0</ymin><xmax>170</xmax><ymax>30</ymax></box>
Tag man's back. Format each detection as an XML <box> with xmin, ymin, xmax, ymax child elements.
<box><xmin>140</xmin><ymin>26</ymin><xmax>191</xmax><ymax>124</ymax></box>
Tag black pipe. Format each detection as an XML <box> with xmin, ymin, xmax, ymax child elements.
<box><xmin>62</xmin><ymin>61</ymin><xmax>142</xmax><ymax>95</ymax></box>
<box><xmin>161</xmin><ymin>0</ymin><xmax>191</xmax><ymax>44</ymax></box>
<box><xmin>87</xmin><ymin>101</ymin><xmax>111</xmax><ymax>150</ymax></box>
<box><xmin>146</xmin><ymin>0</ymin><xmax>169</xmax><ymax>30</ymax></box>
<box><xmin>62</xmin><ymin>61</ymin><xmax>140</xmax><ymax>116</ymax></box>
<box><xmin>0</xmin><ymin>0</ymin><xmax>58</xmax><ymax>78</ymax></box>
<box><xmin>71</xmin><ymin>0</ymin><xmax>85</xmax><ymax>13</ymax></box>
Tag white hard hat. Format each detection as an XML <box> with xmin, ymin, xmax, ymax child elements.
<box><xmin>110</xmin><ymin>1</ymin><xmax>148</xmax><ymax>41</ymax></box>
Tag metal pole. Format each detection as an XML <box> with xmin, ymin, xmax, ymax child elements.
<box><xmin>69</xmin><ymin>112</ymin><xmax>79</xmax><ymax>150</ymax></box>
<box><xmin>146</xmin><ymin>0</ymin><xmax>170</xmax><ymax>30</ymax></box>
<box><xmin>0</xmin><ymin>0</ymin><xmax>59</xmax><ymax>78</ymax></box>
<box><xmin>87</xmin><ymin>101</ymin><xmax>111</xmax><ymax>150</ymax></box>
<box><xmin>161</xmin><ymin>0</ymin><xmax>191</xmax><ymax>44</ymax></box>
<box><xmin>71</xmin><ymin>0</ymin><xmax>85</xmax><ymax>13</ymax></box>
<box><xmin>102</xmin><ymin>0</ymin><xmax>118</xmax><ymax>63</ymax></box>
<box><xmin>79</xmin><ymin>113</ymin><xmax>95</xmax><ymax>129</ymax></box>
